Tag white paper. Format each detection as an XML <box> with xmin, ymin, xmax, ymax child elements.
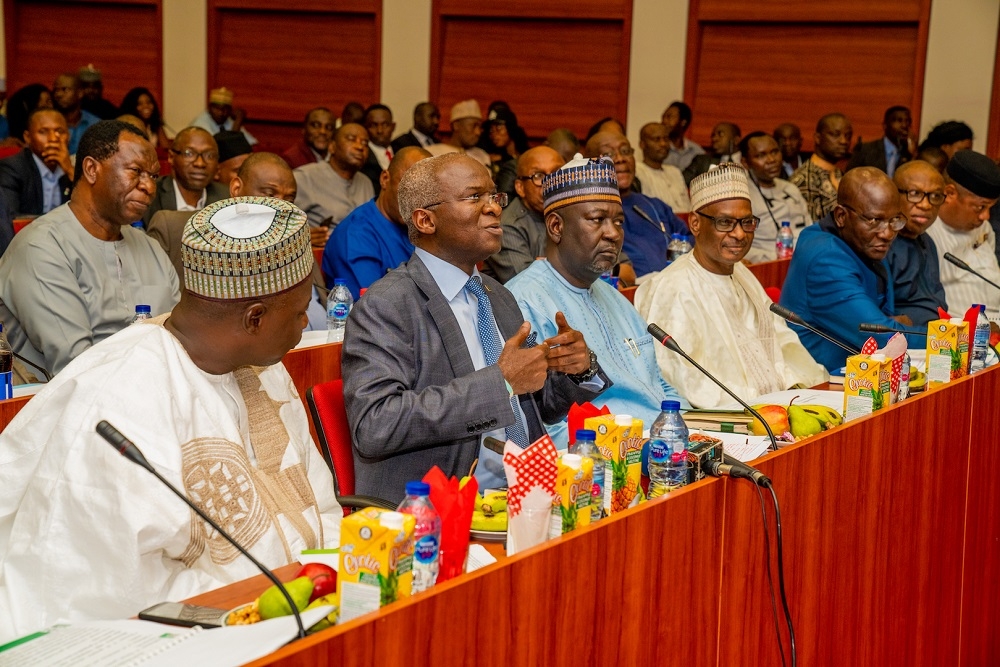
<box><xmin>298</xmin><ymin>551</ymin><xmax>339</xmax><ymax>572</ymax></box>
<box><xmin>465</xmin><ymin>544</ymin><xmax>498</xmax><ymax>572</ymax></box>
<box><xmin>696</xmin><ymin>431</ymin><xmax>772</xmax><ymax>463</ymax></box>
<box><xmin>293</xmin><ymin>330</ymin><xmax>330</xmax><ymax>350</ymax></box>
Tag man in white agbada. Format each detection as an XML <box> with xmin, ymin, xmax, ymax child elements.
<box><xmin>0</xmin><ymin>197</ymin><xmax>342</xmax><ymax>642</ymax></box>
<box><xmin>635</xmin><ymin>163</ymin><xmax>826</xmax><ymax>408</ymax></box>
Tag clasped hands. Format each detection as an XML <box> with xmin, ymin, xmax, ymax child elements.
<box><xmin>497</xmin><ymin>311</ymin><xmax>591</xmax><ymax>395</ymax></box>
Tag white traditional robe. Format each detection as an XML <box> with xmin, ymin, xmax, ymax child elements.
<box><xmin>635</xmin><ymin>252</ymin><xmax>827</xmax><ymax>408</ymax></box>
<box><xmin>0</xmin><ymin>317</ymin><xmax>341</xmax><ymax>642</ymax></box>
<box><xmin>926</xmin><ymin>218</ymin><xmax>1000</xmax><ymax>317</ymax></box>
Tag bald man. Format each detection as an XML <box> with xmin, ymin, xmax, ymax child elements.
<box><xmin>324</xmin><ymin>145</ymin><xmax>431</xmax><ymax>299</ymax></box>
<box><xmin>635</xmin><ymin>122</ymin><xmax>691</xmax><ymax>213</ymax></box>
<box><xmin>143</xmin><ymin>127</ymin><xmax>228</xmax><ymax>224</ymax></box>
<box><xmin>886</xmin><ymin>160</ymin><xmax>948</xmax><ymax>326</ymax></box>
<box><xmin>780</xmin><ymin>167</ymin><xmax>918</xmax><ymax>371</ymax></box>
<box><xmin>482</xmin><ymin>146</ymin><xmax>565</xmax><ymax>283</ymax></box>
<box><xmin>791</xmin><ymin>113</ymin><xmax>853</xmax><ymax>220</ymax></box>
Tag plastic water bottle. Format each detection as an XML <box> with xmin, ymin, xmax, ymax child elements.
<box><xmin>397</xmin><ymin>481</ymin><xmax>441</xmax><ymax>593</ymax></box>
<box><xmin>776</xmin><ymin>221</ymin><xmax>794</xmax><ymax>259</ymax></box>
<box><xmin>326</xmin><ymin>279</ymin><xmax>353</xmax><ymax>343</ymax></box>
<box><xmin>666</xmin><ymin>233</ymin><xmax>687</xmax><ymax>262</ymax></box>
<box><xmin>647</xmin><ymin>400</ymin><xmax>689</xmax><ymax>498</ymax></box>
<box><xmin>130</xmin><ymin>305</ymin><xmax>151</xmax><ymax>324</ymax></box>
<box><xmin>569</xmin><ymin>429</ymin><xmax>605</xmax><ymax>523</ymax></box>
<box><xmin>0</xmin><ymin>323</ymin><xmax>13</xmax><ymax>400</ymax></box>
<box><xmin>971</xmin><ymin>304</ymin><xmax>990</xmax><ymax>373</ymax></box>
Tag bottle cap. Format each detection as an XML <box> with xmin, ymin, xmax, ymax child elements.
<box><xmin>561</xmin><ymin>453</ymin><xmax>582</xmax><ymax>469</ymax></box>
<box><xmin>613</xmin><ymin>414</ymin><xmax>633</xmax><ymax>426</ymax></box>
<box><xmin>575</xmin><ymin>429</ymin><xmax>596</xmax><ymax>441</ymax></box>
<box><xmin>980</xmin><ymin>304</ymin><xmax>986</xmax><ymax>313</ymax></box>
<box><xmin>870</xmin><ymin>353</ymin><xmax>886</xmax><ymax>362</ymax></box>
<box><xmin>661</xmin><ymin>400</ymin><xmax>680</xmax><ymax>411</ymax></box>
<box><xmin>405</xmin><ymin>481</ymin><xmax>430</xmax><ymax>496</ymax></box>
<box><xmin>950</xmin><ymin>317</ymin><xmax>964</xmax><ymax>324</ymax></box>
<box><xmin>781</xmin><ymin>220</ymin><xmax>790</xmax><ymax>226</ymax></box>
<box><xmin>136</xmin><ymin>305</ymin><xmax>151</xmax><ymax>314</ymax></box>
<box><xmin>334</xmin><ymin>278</ymin><xmax>346</xmax><ymax>286</ymax></box>
<box><xmin>379</xmin><ymin>511</ymin><xmax>405</xmax><ymax>529</ymax></box>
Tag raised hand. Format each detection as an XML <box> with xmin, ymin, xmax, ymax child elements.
<box><xmin>497</xmin><ymin>322</ymin><xmax>550</xmax><ymax>395</ymax></box>
<box><xmin>544</xmin><ymin>312</ymin><xmax>591</xmax><ymax>375</ymax></box>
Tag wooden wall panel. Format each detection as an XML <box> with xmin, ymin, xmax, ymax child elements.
<box><xmin>431</xmin><ymin>2</ymin><xmax>632</xmax><ymax>142</ymax></box>
<box><xmin>4</xmin><ymin>0</ymin><xmax>162</xmax><ymax>107</ymax></box>
<box><xmin>987</xmin><ymin>26</ymin><xmax>1000</xmax><ymax>159</ymax></box>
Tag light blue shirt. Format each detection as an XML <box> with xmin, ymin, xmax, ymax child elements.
<box><xmin>31</xmin><ymin>153</ymin><xmax>65</xmax><ymax>214</ymax></box>
<box><xmin>884</xmin><ymin>137</ymin><xmax>900</xmax><ymax>177</ymax></box>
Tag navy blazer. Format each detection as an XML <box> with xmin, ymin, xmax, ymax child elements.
<box><xmin>0</xmin><ymin>148</ymin><xmax>71</xmax><ymax>217</ymax></box>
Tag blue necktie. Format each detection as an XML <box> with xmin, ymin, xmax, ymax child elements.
<box><xmin>465</xmin><ymin>276</ymin><xmax>530</xmax><ymax>449</ymax></box>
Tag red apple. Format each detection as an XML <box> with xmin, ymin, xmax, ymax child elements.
<box><xmin>748</xmin><ymin>404</ymin><xmax>789</xmax><ymax>436</ymax></box>
<box><xmin>296</xmin><ymin>562</ymin><xmax>337</xmax><ymax>602</ymax></box>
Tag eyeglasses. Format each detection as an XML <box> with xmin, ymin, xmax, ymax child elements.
<box><xmin>516</xmin><ymin>172</ymin><xmax>548</xmax><ymax>187</ymax></box>
<box><xmin>898</xmin><ymin>188</ymin><xmax>946</xmax><ymax>206</ymax></box>
<box><xmin>839</xmin><ymin>203</ymin><xmax>907</xmax><ymax>232</ymax></box>
<box><xmin>695</xmin><ymin>212</ymin><xmax>759</xmax><ymax>232</ymax></box>
<box><xmin>424</xmin><ymin>192</ymin><xmax>509</xmax><ymax>209</ymax></box>
<box><xmin>170</xmin><ymin>148</ymin><xmax>219</xmax><ymax>162</ymax></box>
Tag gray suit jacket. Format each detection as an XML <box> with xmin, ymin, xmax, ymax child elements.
<box><xmin>342</xmin><ymin>253</ymin><xmax>609</xmax><ymax>502</ymax></box>
<box><xmin>142</xmin><ymin>176</ymin><xmax>228</xmax><ymax>225</ymax></box>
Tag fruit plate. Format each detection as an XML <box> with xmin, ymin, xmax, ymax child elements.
<box><xmin>470</xmin><ymin>528</ymin><xmax>507</xmax><ymax>543</ymax></box>
<box><xmin>223</xmin><ymin>601</ymin><xmax>260</xmax><ymax>626</ymax></box>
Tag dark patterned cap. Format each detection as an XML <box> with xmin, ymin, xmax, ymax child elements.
<box><xmin>946</xmin><ymin>150</ymin><xmax>1000</xmax><ymax>200</ymax></box>
<box><xmin>542</xmin><ymin>154</ymin><xmax>621</xmax><ymax>216</ymax></box>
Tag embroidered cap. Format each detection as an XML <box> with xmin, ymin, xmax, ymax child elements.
<box><xmin>542</xmin><ymin>153</ymin><xmax>621</xmax><ymax>216</ymax></box>
<box><xmin>182</xmin><ymin>197</ymin><xmax>312</xmax><ymax>300</ymax></box>
<box><xmin>689</xmin><ymin>162</ymin><xmax>751</xmax><ymax>212</ymax></box>
<box><xmin>209</xmin><ymin>87</ymin><xmax>234</xmax><ymax>106</ymax></box>
<box><xmin>450</xmin><ymin>99</ymin><xmax>482</xmax><ymax>123</ymax></box>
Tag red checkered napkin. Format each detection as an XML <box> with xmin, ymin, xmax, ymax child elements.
<box><xmin>503</xmin><ymin>434</ymin><xmax>558</xmax><ymax>515</ymax></box>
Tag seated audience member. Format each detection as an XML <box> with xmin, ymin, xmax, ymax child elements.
<box><xmin>662</xmin><ymin>101</ymin><xmax>704</xmax><ymax>171</ymax></box>
<box><xmin>927</xmin><ymin>150</ymin><xmax>1000</xmax><ymax>316</ymax></box>
<box><xmin>342</xmin><ymin>153</ymin><xmax>608</xmax><ymax>500</ymax></box>
<box><xmin>886</xmin><ymin>160</ymin><xmax>948</xmax><ymax>326</ymax></box>
<box><xmin>636</xmin><ymin>164</ymin><xmax>825</xmax><ymax>408</ymax></box>
<box><xmin>361</xmin><ymin>104</ymin><xmax>395</xmax><ymax>198</ymax></box>
<box><xmin>0</xmin><ymin>121</ymin><xmax>179</xmax><ymax>376</ymax></box>
<box><xmin>586</xmin><ymin>131</ymin><xmax>687</xmax><ymax>278</ymax></box>
<box><xmin>482</xmin><ymin>146</ymin><xmax>565</xmax><ymax>283</ymax></box>
<box><xmin>916</xmin><ymin>145</ymin><xmax>949</xmax><ymax>174</ymax></box>
<box><xmin>282</xmin><ymin>107</ymin><xmax>334</xmax><ymax>169</ymax></box>
<box><xmin>919</xmin><ymin>120</ymin><xmax>973</xmax><ymax>159</ymax></box>
<box><xmin>780</xmin><ymin>167</ymin><xmax>917</xmax><ymax>372</ymax></box>
<box><xmin>391</xmin><ymin>102</ymin><xmax>440</xmax><ymax>152</ymax></box>
<box><xmin>213</xmin><ymin>130</ymin><xmax>253</xmax><ymax>186</ymax></box>
<box><xmin>545</xmin><ymin>128</ymin><xmax>580</xmax><ymax>162</ymax></box>
<box><xmin>740</xmin><ymin>131</ymin><xmax>812</xmax><ymax>262</ymax></box>
<box><xmin>293</xmin><ymin>123</ymin><xmax>374</xmax><ymax>244</ymax></box>
<box><xmin>0</xmin><ymin>109</ymin><xmax>72</xmax><ymax>217</ymax></box>
<box><xmin>427</xmin><ymin>100</ymin><xmax>491</xmax><ymax>168</ymax></box>
<box><xmin>77</xmin><ymin>65</ymin><xmax>119</xmax><ymax>120</ymax></box>
<box><xmin>683</xmin><ymin>122</ymin><xmax>741</xmax><ymax>185</ymax></box>
<box><xmin>339</xmin><ymin>101</ymin><xmax>365</xmax><ymax>128</ymax></box>
<box><xmin>117</xmin><ymin>114</ymin><xmax>149</xmax><ymax>137</ymax></box>
<box><xmin>774</xmin><ymin>123</ymin><xmax>809</xmax><ymax>178</ymax></box>
<box><xmin>189</xmin><ymin>87</ymin><xmax>257</xmax><ymax>145</ymax></box>
<box><xmin>52</xmin><ymin>73</ymin><xmax>99</xmax><ymax>154</ymax></box>
<box><xmin>143</xmin><ymin>127</ymin><xmax>228</xmax><ymax>224</ymax></box>
<box><xmin>791</xmin><ymin>113</ymin><xmax>853</xmax><ymax>221</ymax></box>
<box><xmin>481</xmin><ymin>105</ymin><xmax>528</xmax><ymax>168</ymax></box>
<box><xmin>118</xmin><ymin>87</ymin><xmax>173</xmax><ymax>149</ymax></box>
<box><xmin>585</xmin><ymin>117</ymin><xmax>626</xmax><ymax>144</ymax></box>
<box><xmin>846</xmin><ymin>106</ymin><xmax>912</xmax><ymax>177</ymax></box>
<box><xmin>5</xmin><ymin>83</ymin><xmax>53</xmax><ymax>142</ymax></box>
<box><xmin>324</xmin><ymin>146</ymin><xmax>430</xmax><ymax>299</ymax></box>
<box><xmin>635</xmin><ymin>122</ymin><xmax>691</xmax><ymax>214</ymax></box>
<box><xmin>0</xmin><ymin>197</ymin><xmax>341</xmax><ymax>642</ymax></box>
<box><xmin>507</xmin><ymin>155</ymin><xmax>685</xmax><ymax>443</ymax></box>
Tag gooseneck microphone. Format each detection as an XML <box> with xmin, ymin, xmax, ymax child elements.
<box><xmin>769</xmin><ymin>303</ymin><xmax>861</xmax><ymax>355</ymax></box>
<box><xmin>943</xmin><ymin>252</ymin><xmax>1000</xmax><ymax>291</ymax></box>
<box><xmin>704</xmin><ymin>453</ymin><xmax>772</xmax><ymax>486</ymax></box>
<box><xmin>646</xmin><ymin>323</ymin><xmax>779</xmax><ymax>462</ymax></box>
<box><xmin>96</xmin><ymin>420</ymin><xmax>307</xmax><ymax>638</ymax></box>
<box><xmin>858</xmin><ymin>323</ymin><xmax>928</xmax><ymax>335</ymax></box>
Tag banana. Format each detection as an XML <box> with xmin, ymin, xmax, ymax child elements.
<box><xmin>480</xmin><ymin>490</ymin><xmax>507</xmax><ymax>515</ymax></box>
<box><xmin>471</xmin><ymin>510</ymin><xmax>507</xmax><ymax>531</ymax></box>
<box><xmin>798</xmin><ymin>404</ymin><xmax>842</xmax><ymax>428</ymax></box>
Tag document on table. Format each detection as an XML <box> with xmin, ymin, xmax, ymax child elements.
<box><xmin>687</xmin><ymin>430</ymin><xmax>772</xmax><ymax>463</ymax></box>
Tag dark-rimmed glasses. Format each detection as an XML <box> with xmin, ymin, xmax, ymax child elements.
<box><xmin>695</xmin><ymin>211</ymin><xmax>759</xmax><ymax>232</ymax></box>
<box><xmin>516</xmin><ymin>172</ymin><xmax>547</xmax><ymax>187</ymax></box>
<box><xmin>898</xmin><ymin>188</ymin><xmax>946</xmax><ymax>206</ymax></box>
<box><xmin>839</xmin><ymin>202</ymin><xmax>906</xmax><ymax>232</ymax></box>
<box><xmin>170</xmin><ymin>148</ymin><xmax>219</xmax><ymax>162</ymax></box>
<box><xmin>423</xmin><ymin>192</ymin><xmax>509</xmax><ymax>210</ymax></box>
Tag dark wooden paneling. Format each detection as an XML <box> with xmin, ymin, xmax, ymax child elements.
<box><xmin>436</xmin><ymin>0</ymin><xmax>630</xmax><ymax>20</ymax></box>
<box><xmin>4</xmin><ymin>0</ymin><xmax>162</xmax><ymax>106</ymax></box>
<box><xmin>696</xmin><ymin>0</ymin><xmax>922</xmax><ymax>22</ymax></box>
<box><xmin>987</xmin><ymin>27</ymin><xmax>1000</xmax><ymax>159</ymax></box>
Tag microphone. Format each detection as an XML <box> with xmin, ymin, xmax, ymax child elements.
<box><xmin>704</xmin><ymin>453</ymin><xmax>771</xmax><ymax>487</ymax></box>
<box><xmin>859</xmin><ymin>323</ymin><xmax>927</xmax><ymax>335</ymax></box>
<box><xmin>646</xmin><ymin>323</ymin><xmax>779</xmax><ymax>454</ymax></box>
<box><xmin>96</xmin><ymin>421</ymin><xmax>307</xmax><ymax>638</ymax></box>
<box><xmin>769</xmin><ymin>303</ymin><xmax>861</xmax><ymax>355</ymax></box>
<box><xmin>943</xmin><ymin>252</ymin><xmax>1000</xmax><ymax>291</ymax></box>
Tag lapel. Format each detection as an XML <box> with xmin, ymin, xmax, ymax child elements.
<box><xmin>22</xmin><ymin>150</ymin><xmax>44</xmax><ymax>210</ymax></box>
<box><xmin>406</xmin><ymin>254</ymin><xmax>477</xmax><ymax>378</ymax></box>
<box><xmin>160</xmin><ymin>176</ymin><xmax>177</xmax><ymax>209</ymax></box>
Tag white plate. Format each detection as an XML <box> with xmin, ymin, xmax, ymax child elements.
<box><xmin>470</xmin><ymin>528</ymin><xmax>506</xmax><ymax>543</ymax></box>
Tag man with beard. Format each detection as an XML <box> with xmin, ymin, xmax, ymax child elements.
<box><xmin>791</xmin><ymin>113</ymin><xmax>853</xmax><ymax>220</ymax></box>
<box><xmin>774</xmin><ymin>123</ymin><xmax>810</xmax><ymax>178</ymax></box>
<box><xmin>282</xmin><ymin>107</ymin><xmax>335</xmax><ymax>169</ymax></box>
<box><xmin>142</xmin><ymin>127</ymin><xmax>228</xmax><ymax>224</ymax></box>
<box><xmin>847</xmin><ymin>106</ymin><xmax>913</xmax><ymax>177</ymax></box>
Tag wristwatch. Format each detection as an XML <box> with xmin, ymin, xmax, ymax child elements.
<box><xmin>568</xmin><ymin>349</ymin><xmax>599</xmax><ymax>383</ymax></box>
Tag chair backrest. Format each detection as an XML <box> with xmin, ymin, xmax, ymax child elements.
<box><xmin>764</xmin><ymin>286</ymin><xmax>781</xmax><ymax>303</ymax></box>
<box><xmin>306</xmin><ymin>379</ymin><xmax>355</xmax><ymax>497</ymax></box>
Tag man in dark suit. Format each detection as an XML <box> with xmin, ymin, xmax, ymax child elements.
<box><xmin>342</xmin><ymin>153</ymin><xmax>610</xmax><ymax>502</ymax></box>
<box><xmin>683</xmin><ymin>122</ymin><xmax>741</xmax><ymax>185</ymax></box>
<box><xmin>0</xmin><ymin>109</ymin><xmax>73</xmax><ymax>218</ymax></box>
<box><xmin>390</xmin><ymin>102</ymin><xmax>439</xmax><ymax>153</ymax></box>
<box><xmin>360</xmin><ymin>104</ymin><xmax>395</xmax><ymax>198</ymax></box>
<box><xmin>142</xmin><ymin>127</ymin><xmax>228</xmax><ymax>225</ymax></box>
<box><xmin>846</xmin><ymin>106</ymin><xmax>912</xmax><ymax>177</ymax></box>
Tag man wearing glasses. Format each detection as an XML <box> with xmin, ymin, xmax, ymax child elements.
<box><xmin>780</xmin><ymin>167</ymin><xmax>918</xmax><ymax>372</ymax></box>
<box><xmin>142</xmin><ymin>127</ymin><xmax>228</xmax><ymax>225</ymax></box>
<box><xmin>342</xmin><ymin>153</ymin><xmax>609</xmax><ymax>501</ymax></box>
<box><xmin>636</xmin><ymin>164</ymin><xmax>825</xmax><ymax>408</ymax></box>
<box><xmin>886</xmin><ymin>160</ymin><xmax>949</xmax><ymax>326</ymax></box>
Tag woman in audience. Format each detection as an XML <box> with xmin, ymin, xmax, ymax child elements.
<box><xmin>119</xmin><ymin>87</ymin><xmax>174</xmax><ymax>150</ymax></box>
<box><xmin>4</xmin><ymin>84</ymin><xmax>53</xmax><ymax>145</ymax></box>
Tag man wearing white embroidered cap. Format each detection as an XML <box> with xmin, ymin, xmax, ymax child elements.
<box><xmin>0</xmin><ymin>196</ymin><xmax>342</xmax><ymax>641</ymax></box>
<box><xmin>636</xmin><ymin>163</ymin><xmax>826</xmax><ymax>408</ymax></box>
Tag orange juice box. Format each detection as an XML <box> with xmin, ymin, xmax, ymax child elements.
<box><xmin>585</xmin><ymin>413</ymin><xmax>644</xmax><ymax>515</ymax></box>
<box><xmin>338</xmin><ymin>508</ymin><xmax>414</xmax><ymax>622</ymax></box>
<box><xmin>843</xmin><ymin>354</ymin><xmax>892</xmax><ymax>421</ymax></box>
<box><xmin>548</xmin><ymin>453</ymin><xmax>594</xmax><ymax>538</ymax></box>
<box><xmin>925</xmin><ymin>318</ymin><xmax>970</xmax><ymax>387</ymax></box>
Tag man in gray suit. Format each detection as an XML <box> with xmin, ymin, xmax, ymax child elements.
<box><xmin>142</xmin><ymin>127</ymin><xmax>228</xmax><ymax>225</ymax></box>
<box><xmin>342</xmin><ymin>153</ymin><xmax>610</xmax><ymax>502</ymax></box>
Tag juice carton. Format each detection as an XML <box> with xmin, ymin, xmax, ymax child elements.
<box><xmin>926</xmin><ymin>318</ymin><xmax>970</xmax><ymax>387</ymax></box>
<box><xmin>548</xmin><ymin>453</ymin><xmax>594</xmax><ymax>538</ymax></box>
<box><xmin>584</xmin><ymin>413</ymin><xmax>644</xmax><ymax>514</ymax></box>
<box><xmin>843</xmin><ymin>354</ymin><xmax>892</xmax><ymax>422</ymax></box>
<box><xmin>338</xmin><ymin>508</ymin><xmax>415</xmax><ymax>622</ymax></box>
